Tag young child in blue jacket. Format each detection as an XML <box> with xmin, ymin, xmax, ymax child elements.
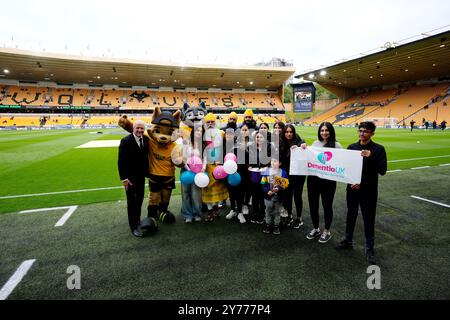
<box><xmin>260</xmin><ymin>157</ymin><xmax>289</xmax><ymax>235</ymax></box>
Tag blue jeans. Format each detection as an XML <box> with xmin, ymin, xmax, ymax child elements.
<box><xmin>181</xmin><ymin>181</ymin><xmax>203</xmax><ymax>220</ymax></box>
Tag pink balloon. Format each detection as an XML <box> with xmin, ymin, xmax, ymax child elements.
<box><xmin>224</xmin><ymin>153</ymin><xmax>237</xmax><ymax>162</ymax></box>
<box><xmin>187</xmin><ymin>156</ymin><xmax>203</xmax><ymax>173</ymax></box>
<box><xmin>213</xmin><ymin>165</ymin><xmax>228</xmax><ymax>180</ymax></box>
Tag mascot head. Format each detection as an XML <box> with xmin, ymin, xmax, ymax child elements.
<box><xmin>181</xmin><ymin>102</ymin><xmax>207</xmax><ymax>128</ymax></box>
<box><xmin>149</xmin><ymin>107</ymin><xmax>181</xmax><ymax>144</ymax></box>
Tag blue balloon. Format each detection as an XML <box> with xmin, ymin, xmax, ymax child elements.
<box><xmin>180</xmin><ymin>170</ymin><xmax>196</xmax><ymax>185</ymax></box>
<box><xmin>227</xmin><ymin>172</ymin><xmax>241</xmax><ymax>186</ymax></box>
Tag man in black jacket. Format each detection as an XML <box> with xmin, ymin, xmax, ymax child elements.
<box><xmin>118</xmin><ymin>120</ymin><xmax>150</xmax><ymax>237</ymax></box>
<box><xmin>240</xmin><ymin>108</ymin><xmax>258</xmax><ymax>131</ymax></box>
<box><xmin>336</xmin><ymin>121</ymin><xmax>387</xmax><ymax>265</ymax></box>
<box><xmin>222</xmin><ymin>111</ymin><xmax>238</xmax><ymax>130</ymax></box>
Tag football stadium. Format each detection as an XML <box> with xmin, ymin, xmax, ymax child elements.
<box><xmin>1</xmin><ymin>4</ymin><xmax>449</xmax><ymax>304</ymax></box>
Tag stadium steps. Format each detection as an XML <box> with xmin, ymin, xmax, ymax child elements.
<box><xmin>346</xmin><ymin>105</ymin><xmax>384</xmax><ymax>125</ymax></box>
<box><xmin>398</xmin><ymin>102</ymin><xmax>436</xmax><ymax>124</ymax></box>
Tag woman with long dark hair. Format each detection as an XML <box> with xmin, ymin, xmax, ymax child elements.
<box><xmin>306</xmin><ymin>122</ymin><xmax>342</xmax><ymax>243</ymax></box>
<box><xmin>248</xmin><ymin>130</ymin><xmax>273</xmax><ymax>224</ymax></box>
<box><xmin>273</xmin><ymin>121</ymin><xmax>285</xmax><ymax>135</ymax></box>
<box><xmin>180</xmin><ymin>126</ymin><xmax>204</xmax><ymax>222</ymax></box>
<box><xmin>258</xmin><ymin>122</ymin><xmax>272</xmax><ymax>143</ymax></box>
<box><xmin>280</xmin><ymin>124</ymin><xmax>306</xmax><ymax>229</ymax></box>
<box><xmin>237</xmin><ymin>123</ymin><xmax>252</xmax><ymax>215</ymax></box>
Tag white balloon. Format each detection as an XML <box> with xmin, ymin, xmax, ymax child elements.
<box><xmin>194</xmin><ymin>172</ymin><xmax>210</xmax><ymax>188</ymax></box>
<box><xmin>223</xmin><ymin>160</ymin><xmax>238</xmax><ymax>174</ymax></box>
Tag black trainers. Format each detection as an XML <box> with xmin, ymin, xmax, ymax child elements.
<box><xmin>318</xmin><ymin>231</ymin><xmax>333</xmax><ymax>243</ymax></box>
<box><xmin>335</xmin><ymin>239</ymin><xmax>354</xmax><ymax>250</ymax></box>
<box><xmin>256</xmin><ymin>217</ymin><xmax>265</xmax><ymax>225</ymax></box>
<box><xmin>272</xmin><ymin>225</ymin><xmax>280</xmax><ymax>235</ymax></box>
<box><xmin>306</xmin><ymin>228</ymin><xmax>321</xmax><ymax>240</ymax></box>
<box><xmin>263</xmin><ymin>224</ymin><xmax>271</xmax><ymax>234</ymax></box>
<box><xmin>205</xmin><ymin>210</ymin><xmax>214</xmax><ymax>222</ymax></box>
<box><xmin>289</xmin><ymin>218</ymin><xmax>304</xmax><ymax>229</ymax></box>
<box><xmin>366</xmin><ymin>248</ymin><xmax>377</xmax><ymax>265</ymax></box>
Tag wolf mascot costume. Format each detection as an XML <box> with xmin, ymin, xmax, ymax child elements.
<box><xmin>181</xmin><ymin>101</ymin><xmax>207</xmax><ymax>129</ymax></box>
<box><xmin>119</xmin><ymin>107</ymin><xmax>182</xmax><ymax>226</ymax></box>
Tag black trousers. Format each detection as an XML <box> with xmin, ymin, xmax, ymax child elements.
<box><xmin>227</xmin><ymin>183</ymin><xmax>244</xmax><ymax>213</ymax></box>
<box><xmin>345</xmin><ymin>188</ymin><xmax>378</xmax><ymax>250</ymax></box>
<box><xmin>307</xmin><ymin>176</ymin><xmax>336</xmax><ymax>230</ymax></box>
<box><xmin>125</xmin><ymin>177</ymin><xmax>145</xmax><ymax>231</ymax></box>
<box><xmin>250</xmin><ymin>181</ymin><xmax>265</xmax><ymax>220</ymax></box>
<box><xmin>242</xmin><ymin>172</ymin><xmax>252</xmax><ymax>206</ymax></box>
<box><xmin>283</xmin><ymin>175</ymin><xmax>306</xmax><ymax>219</ymax></box>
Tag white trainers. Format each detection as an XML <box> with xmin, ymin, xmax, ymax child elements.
<box><xmin>237</xmin><ymin>213</ymin><xmax>246</xmax><ymax>224</ymax></box>
<box><xmin>242</xmin><ymin>205</ymin><xmax>249</xmax><ymax>215</ymax></box>
<box><xmin>226</xmin><ymin>210</ymin><xmax>237</xmax><ymax>220</ymax></box>
<box><xmin>194</xmin><ymin>216</ymin><xmax>202</xmax><ymax>222</ymax></box>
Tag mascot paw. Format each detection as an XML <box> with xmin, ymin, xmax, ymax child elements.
<box><xmin>118</xmin><ymin>115</ymin><xmax>133</xmax><ymax>133</ymax></box>
<box><xmin>158</xmin><ymin>211</ymin><xmax>176</xmax><ymax>224</ymax></box>
<box><xmin>140</xmin><ymin>217</ymin><xmax>158</xmax><ymax>234</ymax></box>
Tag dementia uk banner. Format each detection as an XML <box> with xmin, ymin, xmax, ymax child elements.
<box><xmin>290</xmin><ymin>147</ymin><xmax>363</xmax><ymax>184</ymax></box>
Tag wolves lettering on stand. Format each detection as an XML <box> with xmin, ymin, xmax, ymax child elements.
<box><xmin>99</xmin><ymin>93</ymin><xmax>111</xmax><ymax>106</ymax></box>
<box><xmin>11</xmin><ymin>92</ymin><xmax>41</xmax><ymax>105</ymax></box>
<box><xmin>6</xmin><ymin>91</ymin><xmax>236</xmax><ymax>107</ymax></box>
<box><xmin>222</xmin><ymin>97</ymin><xmax>233</xmax><ymax>107</ymax></box>
<box><xmin>198</xmin><ymin>97</ymin><xmax>210</xmax><ymax>107</ymax></box>
<box><xmin>57</xmin><ymin>95</ymin><xmax>73</xmax><ymax>105</ymax></box>
<box><xmin>163</xmin><ymin>96</ymin><xmax>177</xmax><ymax>106</ymax></box>
<box><xmin>129</xmin><ymin>91</ymin><xmax>149</xmax><ymax>102</ymax></box>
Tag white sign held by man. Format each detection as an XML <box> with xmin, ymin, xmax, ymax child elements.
<box><xmin>290</xmin><ymin>146</ymin><xmax>363</xmax><ymax>184</ymax></box>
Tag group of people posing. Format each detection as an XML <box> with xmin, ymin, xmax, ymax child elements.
<box><xmin>119</xmin><ymin>108</ymin><xmax>387</xmax><ymax>265</ymax></box>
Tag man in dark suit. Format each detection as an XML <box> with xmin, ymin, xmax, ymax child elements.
<box><xmin>118</xmin><ymin>120</ymin><xmax>149</xmax><ymax>237</ymax></box>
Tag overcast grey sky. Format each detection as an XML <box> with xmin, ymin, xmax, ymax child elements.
<box><xmin>1</xmin><ymin>0</ymin><xmax>449</xmax><ymax>73</ymax></box>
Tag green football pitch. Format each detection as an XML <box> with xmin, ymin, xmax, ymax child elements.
<box><xmin>0</xmin><ymin>127</ymin><xmax>449</xmax><ymax>299</ymax></box>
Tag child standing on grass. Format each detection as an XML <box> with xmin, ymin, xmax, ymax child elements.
<box><xmin>261</xmin><ymin>157</ymin><xmax>288</xmax><ymax>235</ymax></box>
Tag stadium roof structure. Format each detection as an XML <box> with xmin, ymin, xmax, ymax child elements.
<box><xmin>0</xmin><ymin>48</ymin><xmax>295</xmax><ymax>90</ymax></box>
<box><xmin>295</xmin><ymin>30</ymin><xmax>450</xmax><ymax>90</ymax></box>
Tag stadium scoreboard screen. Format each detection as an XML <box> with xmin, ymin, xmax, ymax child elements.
<box><xmin>292</xmin><ymin>83</ymin><xmax>316</xmax><ymax>112</ymax></box>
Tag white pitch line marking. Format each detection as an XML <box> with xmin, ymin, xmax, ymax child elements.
<box><xmin>0</xmin><ymin>259</ymin><xmax>36</xmax><ymax>300</ymax></box>
<box><xmin>0</xmin><ymin>186</ymin><xmax>123</xmax><ymax>200</ymax></box>
<box><xmin>411</xmin><ymin>166</ymin><xmax>430</xmax><ymax>170</ymax></box>
<box><xmin>75</xmin><ymin>140</ymin><xmax>120</xmax><ymax>148</ymax></box>
<box><xmin>439</xmin><ymin>163</ymin><xmax>450</xmax><ymax>167</ymax></box>
<box><xmin>411</xmin><ymin>196</ymin><xmax>450</xmax><ymax>209</ymax></box>
<box><xmin>387</xmin><ymin>169</ymin><xmax>402</xmax><ymax>173</ymax></box>
<box><xmin>389</xmin><ymin>155</ymin><xmax>450</xmax><ymax>163</ymax></box>
<box><xmin>0</xmin><ymin>182</ymin><xmax>181</xmax><ymax>200</ymax></box>
<box><xmin>19</xmin><ymin>206</ymin><xmax>78</xmax><ymax>227</ymax></box>
<box><xmin>54</xmin><ymin>206</ymin><xmax>78</xmax><ymax>227</ymax></box>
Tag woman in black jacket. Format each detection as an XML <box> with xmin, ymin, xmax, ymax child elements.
<box><xmin>248</xmin><ymin>130</ymin><xmax>273</xmax><ymax>224</ymax></box>
<box><xmin>306</xmin><ymin>122</ymin><xmax>342</xmax><ymax>243</ymax></box>
<box><xmin>280</xmin><ymin>124</ymin><xmax>306</xmax><ymax>229</ymax></box>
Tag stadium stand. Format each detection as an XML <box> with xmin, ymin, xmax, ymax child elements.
<box><xmin>306</xmin><ymin>83</ymin><xmax>450</xmax><ymax>126</ymax></box>
<box><xmin>0</xmin><ymin>113</ymin><xmax>288</xmax><ymax>127</ymax></box>
<box><xmin>0</xmin><ymin>86</ymin><xmax>285</xmax><ymax>110</ymax></box>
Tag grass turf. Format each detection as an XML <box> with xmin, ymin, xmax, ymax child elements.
<box><xmin>0</xmin><ymin>127</ymin><xmax>449</xmax><ymax>299</ymax></box>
